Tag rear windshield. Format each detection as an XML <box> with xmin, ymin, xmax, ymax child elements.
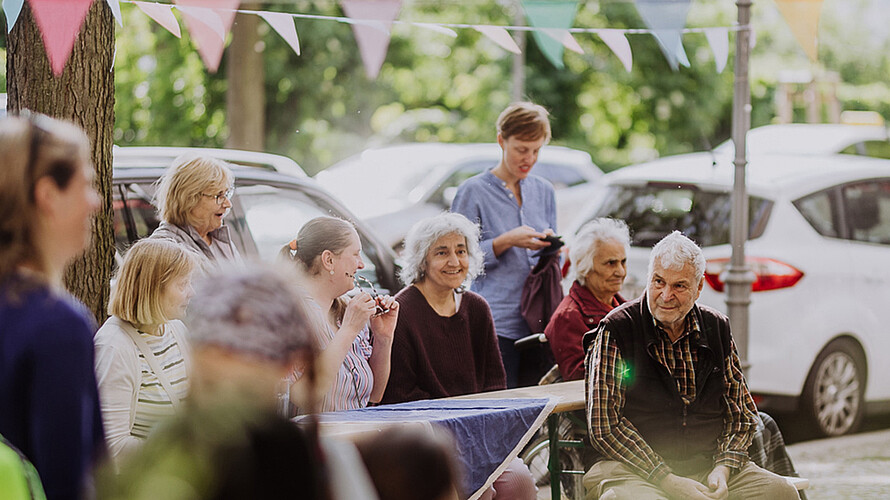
<box><xmin>590</xmin><ymin>183</ymin><xmax>773</xmax><ymax>247</ymax></box>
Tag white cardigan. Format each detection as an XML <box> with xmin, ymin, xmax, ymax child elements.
<box><xmin>93</xmin><ymin>316</ymin><xmax>191</xmax><ymax>463</ymax></box>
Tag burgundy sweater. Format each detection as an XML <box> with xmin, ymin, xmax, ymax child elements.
<box><xmin>381</xmin><ymin>286</ymin><xmax>506</xmax><ymax>404</ymax></box>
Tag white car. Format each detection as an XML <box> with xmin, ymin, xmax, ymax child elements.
<box><xmin>714</xmin><ymin>123</ymin><xmax>890</xmax><ymax>157</ymax></box>
<box><xmin>315</xmin><ymin>143</ymin><xmax>603</xmax><ymax>250</ymax></box>
<box><xmin>568</xmin><ymin>151</ymin><xmax>890</xmax><ymax>437</ymax></box>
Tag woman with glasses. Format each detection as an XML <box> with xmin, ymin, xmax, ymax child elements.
<box><xmin>280</xmin><ymin>216</ymin><xmax>399</xmax><ymax>411</ymax></box>
<box><xmin>149</xmin><ymin>154</ymin><xmax>242</xmax><ymax>266</ymax></box>
<box><xmin>94</xmin><ymin>238</ymin><xmax>199</xmax><ymax>464</ymax></box>
<box><xmin>0</xmin><ymin>114</ymin><xmax>105</xmax><ymax>500</ymax></box>
<box><xmin>381</xmin><ymin>212</ymin><xmax>535</xmax><ymax>500</ymax></box>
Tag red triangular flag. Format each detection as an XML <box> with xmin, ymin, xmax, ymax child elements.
<box><xmin>174</xmin><ymin>0</ymin><xmax>240</xmax><ymax>73</ymax></box>
<box><xmin>28</xmin><ymin>0</ymin><xmax>95</xmax><ymax>76</ymax></box>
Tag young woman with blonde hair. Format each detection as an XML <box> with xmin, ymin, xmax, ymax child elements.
<box><xmin>94</xmin><ymin>238</ymin><xmax>200</xmax><ymax>463</ymax></box>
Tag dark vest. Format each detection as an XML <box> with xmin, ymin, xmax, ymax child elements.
<box><xmin>589</xmin><ymin>295</ymin><xmax>732</xmax><ymax>476</ymax></box>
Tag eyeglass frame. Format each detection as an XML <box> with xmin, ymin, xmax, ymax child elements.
<box><xmin>353</xmin><ymin>274</ymin><xmax>389</xmax><ymax>316</ymax></box>
<box><xmin>200</xmin><ymin>188</ymin><xmax>235</xmax><ymax>206</ymax></box>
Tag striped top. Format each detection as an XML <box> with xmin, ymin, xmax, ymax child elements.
<box><xmin>130</xmin><ymin>328</ymin><xmax>190</xmax><ymax>439</ymax></box>
<box><xmin>307</xmin><ymin>299</ymin><xmax>374</xmax><ymax>412</ymax></box>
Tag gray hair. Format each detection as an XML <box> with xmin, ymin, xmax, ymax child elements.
<box><xmin>569</xmin><ymin>218</ymin><xmax>630</xmax><ymax>286</ymax></box>
<box><xmin>647</xmin><ymin>231</ymin><xmax>705</xmax><ymax>285</ymax></box>
<box><xmin>186</xmin><ymin>263</ymin><xmax>316</xmax><ymax>363</ymax></box>
<box><xmin>399</xmin><ymin>212</ymin><xmax>484</xmax><ymax>287</ymax></box>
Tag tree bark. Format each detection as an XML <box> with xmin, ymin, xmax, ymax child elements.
<box><xmin>226</xmin><ymin>4</ymin><xmax>265</xmax><ymax>151</ymax></box>
<box><xmin>7</xmin><ymin>1</ymin><xmax>116</xmax><ymax>323</ymax></box>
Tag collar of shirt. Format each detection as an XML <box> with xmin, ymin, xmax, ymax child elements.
<box><xmin>569</xmin><ymin>281</ymin><xmax>624</xmax><ymax>319</ymax></box>
<box><xmin>649</xmin><ymin>308</ymin><xmax>703</xmax><ymax>345</ymax></box>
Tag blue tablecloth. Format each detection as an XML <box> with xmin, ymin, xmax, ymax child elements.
<box><xmin>317</xmin><ymin>398</ymin><xmax>555</xmax><ymax>497</ymax></box>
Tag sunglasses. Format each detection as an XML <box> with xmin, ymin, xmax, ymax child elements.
<box><xmin>353</xmin><ymin>274</ymin><xmax>389</xmax><ymax>316</ymax></box>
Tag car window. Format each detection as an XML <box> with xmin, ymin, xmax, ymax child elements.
<box><xmin>794</xmin><ymin>189</ymin><xmax>840</xmax><ymax>238</ymax></box>
<box><xmin>235</xmin><ymin>184</ymin><xmax>382</xmax><ymax>286</ymax></box>
<box><xmin>113</xmin><ymin>183</ymin><xmax>160</xmax><ymax>253</ymax></box>
<box><xmin>842</xmin><ymin>179</ymin><xmax>890</xmax><ymax>244</ymax></box>
<box><xmin>433</xmin><ymin>161</ymin><xmax>490</xmax><ymax>209</ymax></box>
<box><xmin>591</xmin><ymin>183</ymin><xmax>772</xmax><ymax>247</ymax></box>
<box><xmin>533</xmin><ymin>162</ymin><xmax>587</xmax><ymax>188</ymax></box>
<box><xmin>839</xmin><ymin>140</ymin><xmax>890</xmax><ymax>159</ymax></box>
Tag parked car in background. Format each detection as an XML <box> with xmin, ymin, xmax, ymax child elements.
<box><xmin>112</xmin><ymin>147</ymin><xmax>400</xmax><ymax>293</ymax></box>
<box><xmin>567</xmin><ymin>151</ymin><xmax>890</xmax><ymax>437</ymax></box>
<box><xmin>314</xmin><ymin>143</ymin><xmax>604</xmax><ymax>250</ymax></box>
<box><xmin>714</xmin><ymin>121</ymin><xmax>890</xmax><ymax>158</ymax></box>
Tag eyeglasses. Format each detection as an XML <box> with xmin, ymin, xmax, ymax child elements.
<box><xmin>200</xmin><ymin>188</ymin><xmax>235</xmax><ymax>206</ymax></box>
<box><xmin>353</xmin><ymin>274</ymin><xmax>389</xmax><ymax>316</ymax></box>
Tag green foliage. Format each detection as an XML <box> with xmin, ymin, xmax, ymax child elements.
<box><xmin>108</xmin><ymin>0</ymin><xmax>890</xmax><ymax>176</ymax></box>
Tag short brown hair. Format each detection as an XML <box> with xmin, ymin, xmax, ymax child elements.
<box><xmin>0</xmin><ymin>114</ymin><xmax>91</xmax><ymax>281</ymax></box>
<box><xmin>109</xmin><ymin>238</ymin><xmax>200</xmax><ymax>327</ymax></box>
<box><xmin>155</xmin><ymin>154</ymin><xmax>234</xmax><ymax>228</ymax></box>
<box><xmin>496</xmin><ymin>102</ymin><xmax>552</xmax><ymax>142</ymax></box>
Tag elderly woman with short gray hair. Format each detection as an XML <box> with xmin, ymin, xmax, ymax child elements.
<box><xmin>544</xmin><ymin>218</ymin><xmax>630</xmax><ymax>381</ymax></box>
<box><xmin>150</xmin><ymin>154</ymin><xmax>242</xmax><ymax>265</ymax></box>
<box><xmin>382</xmin><ymin>212</ymin><xmax>537</xmax><ymax>499</ymax></box>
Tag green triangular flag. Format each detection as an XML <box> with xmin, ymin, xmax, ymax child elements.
<box><xmin>522</xmin><ymin>0</ymin><xmax>580</xmax><ymax>69</ymax></box>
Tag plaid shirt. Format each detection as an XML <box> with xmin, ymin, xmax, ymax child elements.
<box><xmin>587</xmin><ymin>311</ymin><xmax>758</xmax><ymax>484</ymax></box>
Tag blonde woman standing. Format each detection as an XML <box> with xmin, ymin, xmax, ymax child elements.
<box><xmin>94</xmin><ymin>238</ymin><xmax>199</xmax><ymax>463</ymax></box>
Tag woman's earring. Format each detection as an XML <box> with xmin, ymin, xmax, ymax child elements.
<box><xmin>329</xmin><ymin>269</ymin><xmax>335</xmax><ymax>275</ymax></box>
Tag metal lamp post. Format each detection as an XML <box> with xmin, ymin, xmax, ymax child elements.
<box><xmin>726</xmin><ymin>0</ymin><xmax>755</xmax><ymax>368</ymax></box>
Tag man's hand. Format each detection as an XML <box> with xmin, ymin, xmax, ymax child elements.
<box><xmin>659</xmin><ymin>473</ymin><xmax>714</xmax><ymax>500</ymax></box>
<box><xmin>704</xmin><ymin>465</ymin><xmax>730</xmax><ymax>499</ymax></box>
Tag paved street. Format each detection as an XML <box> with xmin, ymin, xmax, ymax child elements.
<box><xmin>787</xmin><ymin>418</ymin><xmax>890</xmax><ymax>499</ymax></box>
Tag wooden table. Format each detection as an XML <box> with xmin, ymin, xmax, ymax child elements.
<box><xmin>453</xmin><ymin>380</ymin><xmax>586</xmax><ymax>500</ymax></box>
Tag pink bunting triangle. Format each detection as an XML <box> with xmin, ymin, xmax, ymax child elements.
<box><xmin>598</xmin><ymin>29</ymin><xmax>633</xmax><ymax>72</ymax></box>
<box><xmin>28</xmin><ymin>0</ymin><xmax>95</xmax><ymax>76</ymax></box>
<box><xmin>134</xmin><ymin>1</ymin><xmax>181</xmax><ymax>38</ymax></box>
<box><xmin>340</xmin><ymin>0</ymin><xmax>402</xmax><ymax>79</ymax></box>
<box><xmin>474</xmin><ymin>25</ymin><xmax>522</xmax><ymax>54</ymax></box>
<box><xmin>774</xmin><ymin>0</ymin><xmax>823</xmax><ymax>61</ymax></box>
<box><xmin>174</xmin><ymin>0</ymin><xmax>240</xmax><ymax>73</ymax></box>
<box><xmin>259</xmin><ymin>12</ymin><xmax>300</xmax><ymax>56</ymax></box>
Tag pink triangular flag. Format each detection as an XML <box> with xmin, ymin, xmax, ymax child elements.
<box><xmin>541</xmin><ymin>28</ymin><xmax>583</xmax><ymax>54</ymax></box>
<box><xmin>340</xmin><ymin>0</ymin><xmax>402</xmax><ymax>79</ymax></box>
<box><xmin>259</xmin><ymin>12</ymin><xmax>300</xmax><ymax>56</ymax></box>
<box><xmin>598</xmin><ymin>29</ymin><xmax>633</xmax><ymax>72</ymax></box>
<box><xmin>474</xmin><ymin>25</ymin><xmax>522</xmax><ymax>54</ymax></box>
<box><xmin>774</xmin><ymin>0</ymin><xmax>823</xmax><ymax>61</ymax></box>
<box><xmin>134</xmin><ymin>1</ymin><xmax>181</xmax><ymax>38</ymax></box>
<box><xmin>174</xmin><ymin>0</ymin><xmax>240</xmax><ymax>73</ymax></box>
<box><xmin>28</xmin><ymin>0</ymin><xmax>95</xmax><ymax>76</ymax></box>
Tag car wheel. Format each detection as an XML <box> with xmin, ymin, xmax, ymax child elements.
<box><xmin>801</xmin><ymin>339</ymin><xmax>866</xmax><ymax>437</ymax></box>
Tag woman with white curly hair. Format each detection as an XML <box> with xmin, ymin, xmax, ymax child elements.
<box><xmin>382</xmin><ymin>212</ymin><xmax>535</xmax><ymax>499</ymax></box>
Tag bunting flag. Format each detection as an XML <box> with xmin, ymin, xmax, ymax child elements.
<box><xmin>134</xmin><ymin>1</ymin><xmax>181</xmax><ymax>38</ymax></box>
<box><xmin>29</xmin><ymin>0</ymin><xmax>95</xmax><ymax>76</ymax></box>
<box><xmin>106</xmin><ymin>0</ymin><xmax>122</xmax><ymax>26</ymax></box>
<box><xmin>259</xmin><ymin>12</ymin><xmax>300</xmax><ymax>56</ymax></box>
<box><xmin>774</xmin><ymin>0</ymin><xmax>823</xmax><ymax>61</ymax></box>
<box><xmin>3</xmin><ymin>0</ymin><xmax>24</xmax><ymax>33</ymax></box>
<box><xmin>598</xmin><ymin>29</ymin><xmax>633</xmax><ymax>72</ymax></box>
<box><xmin>521</xmin><ymin>0</ymin><xmax>580</xmax><ymax>69</ymax></box>
<box><xmin>474</xmin><ymin>25</ymin><xmax>522</xmax><ymax>54</ymax></box>
<box><xmin>174</xmin><ymin>0</ymin><xmax>240</xmax><ymax>73</ymax></box>
<box><xmin>634</xmin><ymin>0</ymin><xmax>691</xmax><ymax>71</ymax></box>
<box><xmin>413</xmin><ymin>22</ymin><xmax>458</xmax><ymax>38</ymax></box>
<box><xmin>541</xmin><ymin>28</ymin><xmax>583</xmax><ymax>54</ymax></box>
<box><xmin>340</xmin><ymin>0</ymin><xmax>402</xmax><ymax>79</ymax></box>
<box><xmin>703</xmin><ymin>27</ymin><xmax>728</xmax><ymax>73</ymax></box>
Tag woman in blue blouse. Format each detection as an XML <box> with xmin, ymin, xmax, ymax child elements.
<box><xmin>452</xmin><ymin>102</ymin><xmax>557</xmax><ymax>388</ymax></box>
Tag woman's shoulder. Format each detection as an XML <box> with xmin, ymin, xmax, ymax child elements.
<box><xmin>459</xmin><ymin>290</ymin><xmax>493</xmax><ymax>317</ymax></box>
<box><xmin>95</xmin><ymin>316</ymin><xmax>136</xmax><ymax>348</ymax></box>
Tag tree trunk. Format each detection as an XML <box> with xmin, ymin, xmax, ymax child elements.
<box><xmin>226</xmin><ymin>4</ymin><xmax>265</xmax><ymax>151</ymax></box>
<box><xmin>7</xmin><ymin>2</ymin><xmax>116</xmax><ymax>324</ymax></box>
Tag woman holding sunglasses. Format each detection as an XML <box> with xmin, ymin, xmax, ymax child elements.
<box><xmin>0</xmin><ymin>114</ymin><xmax>104</xmax><ymax>500</ymax></box>
<box><xmin>149</xmin><ymin>154</ymin><xmax>242</xmax><ymax>267</ymax></box>
<box><xmin>281</xmin><ymin>216</ymin><xmax>399</xmax><ymax>411</ymax></box>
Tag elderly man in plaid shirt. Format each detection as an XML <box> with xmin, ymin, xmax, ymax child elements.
<box><xmin>582</xmin><ymin>232</ymin><xmax>799</xmax><ymax>500</ymax></box>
